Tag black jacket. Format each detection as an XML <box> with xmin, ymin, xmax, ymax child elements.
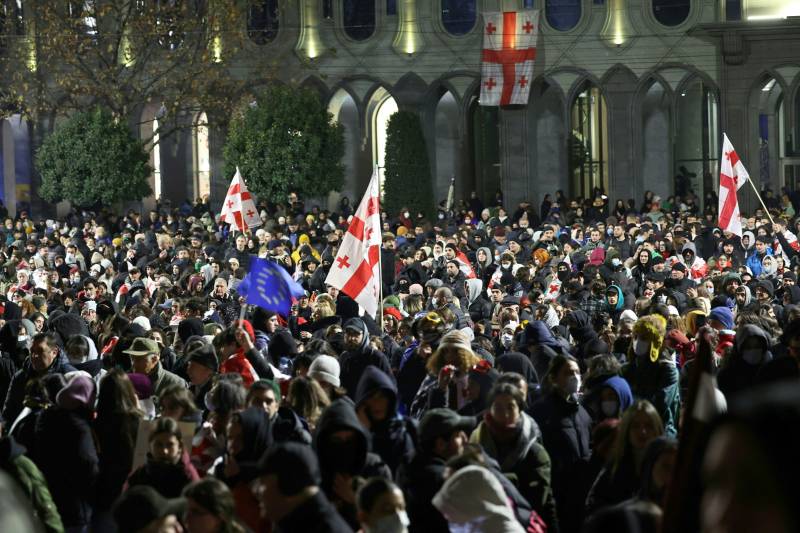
<box><xmin>275</xmin><ymin>490</ymin><xmax>353</xmax><ymax>533</ymax></box>
<box><xmin>3</xmin><ymin>352</ymin><xmax>77</xmax><ymax>425</ymax></box>
<box><xmin>354</xmin><ymin>365</ymin><xmax>417</xmax><ymax>475</ymax></box>
<box><xmin>396</xmin><ymin>452</ymin><xmax>449</xmax><ymax>533</ymax></box>
<box><xmin>340</xmin><ymin>342</ymin><xmax>393</xmax><ymax>400</ymax></box>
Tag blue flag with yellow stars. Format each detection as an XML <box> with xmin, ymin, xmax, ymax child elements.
<box><xmin>237</xmin><ymin>257</ymin><xmax>305</xmax><ymax>316</ymax></box>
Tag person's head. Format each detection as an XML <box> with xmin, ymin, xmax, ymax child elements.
<box><xmin>149</xmin><ymin>416</ymin><xmax>183</xmax><ymax>465</ymax></box>
<box><xmin>247</xmin><ymin>379</ymin><xmax>281</xmax><ymax>419</ymax></box>
<box><xmin>419</xmin><ymin>408</ymin><xmax>473</xmax><ymax>460</ymax></box>
<box><xmin>639</xmin><ymin>437</ymin><xmax>678</xmax><ymax>506</ymax></box>
<box><xmin>357</xmin><ymin>478</ymin><xmax>408</xmax><ymax>533</ymax></box>
<box><xmin>544</xmin><ymin>354</ymin><xmax>581</xmax><ymax>397</ymax></box>
<box><xmin>182</xmin><ymin>478</ymin><xmax>244</xmax><ymax>533</ymax></box>
<box><xmin>160</xmin><ymin>385</ymin><xmax>199</xmax><ymax>421</ymax></box>
<box><xmin>205</xmin><ymin>376</ymin><xmax>247</xmax><ymax>434</ymax></box>
<box><xmin>254</xmin><ymin>442</ymin><xmax>322</xmax><ymax>522</ymax></box>
<box><xmin>30</xmin><ymin>332</ymin><xmax>59</xmax><ymax>373</ymax></box>
<box><xmin>113</xmin><ymin>486</ymin><xmax>184</xmax><ymax>533</ymax></box>
<box><xmin>124</xmin><ymin>337</ymin><xmax>161</xmax><ymax>375</ymax></box>
<box><xmin>426</xmin><ymin>331</ymin><xmax>480</xmax><ymax>375</ymax></box>
<box><xmin>96</xmin><ymin>368</ymin><xmax>143</xmax><ymax>420</ymax></box>
<box><xmin>611</xmin><ymin>400</ymin><xmax>664</xmax><ymax>474</ymax></box>
<box><xmin>343</xmin><ymin>319</ymin><xmax>366</xmax><ymax>350</ymax></box>
<box><xmin>65</xmin><ymin>335</ymin><xmax>92</xmax><ymax>365</ymax></box>
<box><xmin>487</xmin><ymin>382</ymin><xmax>525</xmax><ymax>428</ymax></box>
<box><xmin>186</xmin><ymin>344</ymin><xmax>218</xmax><ymax>387</ymax></box>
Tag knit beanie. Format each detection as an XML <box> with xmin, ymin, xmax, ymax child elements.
<box><xmin>308</xmin><ymin>355</ymin><xmax>340</xmax><ymax>388</ymax></box>
<box><xmin>56</xmin><ymin>374</ymin><xmax>96</xmax><ymax>410</ymax></box>
<box><xmin>438</xmin><ymin>330</ymin><xmax>473</xmax><ymax>353</ymax></box>
<box><xmin>632</xmin><ymin>314</ymin><xmax>667</xmax><ymax>363</ymax></box>
<box><xmin>708</xmin><ymin>306</ymin><xmax>734</xmax><ymax>331</ymax></box>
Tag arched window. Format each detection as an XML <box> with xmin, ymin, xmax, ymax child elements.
<box><xmin>152</xmin><ymin>117</ymin><xmax>162</xmax><ymax>200</ymax></box>
<box><xmin>247</xmin><ymin>0</ymin><xmax>279</xmax><ymax>45</ymax></box>
<box><xmin>195</xmin><ymin>113</ymin><xmax>211</xmax><ymax>199</ymax></box>
<box><xmin>343</xmin><ymin>0</ymin><xmax>375</xmax><ymax>41</ymax></box>
<box><xmin>652</xmin><ymin>0</ymin><xmax>690</xmax><ymax>27</ymax></box>
<box><xmin>373</xmin><ymin>95</ymin><xmax>398</xmax><ymax>190</ymax></box>
<box><xmin>67</xmin><ymin>1</ymin><xmax>98</xmax><ymax>37</ymax></box>
<box><xmin>154</xmin><ymin>0</ymin><xmax>184</xmax><ymax>50</ymax></box>
<box><xmin>546</xmin><ymin>0</ymin><xmax>581</xmax><ymax>31</ymax></box>
<box><xmin>441</xmin><ymin>0</ymin><xmax>476</xmax><ymax>36</ymax></box>
<box><xmin>387</xmin><ymin>0</ymin><xmax>397</xmax><ymax>16</ymax></box>
<box><xmin>570</xmin><ymin>82</ymin><xmax>608</xmax><ymax>197</ymax></box>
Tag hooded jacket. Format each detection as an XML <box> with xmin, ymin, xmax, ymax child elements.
<box><xmin>568</xmin><ymin>310</ymin><xmax>609</xmax><ymax>361</ymax></box>
<box><xmin>718</xmin><ymin>324</ymin><xmax>774</xmax><ymax>399</ymax></box>
<box><xmin>466</xmin><ymin>278</ymin><xmax>493</xmax><ymax>323</ymax></box>
<box><xmin>313</xmin><ymin>399</ymin><xmax>391</xmax><ymax>529</ymax></box>
<box><xmin>354</xmin><ymin>365</ymin><xmax>417</xmax><ymax>475</ymax></box>
<box><xmin>622</xmin><ymin>352</ymin><xmax>681</xmax><ymax>437</ymax></box>
<box><xmin>339</xmin><ymin>318</ymin><xmax>393</xmax><ymax>399</ymax></box>
<box><xmin>3</xmin><ymin>350</ymin><xmax>77</xmax><ymax>426</ymax></box>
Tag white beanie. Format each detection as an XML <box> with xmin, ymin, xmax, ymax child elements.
<box><xmin>620</xmin><ymin>309</ymin><xmax>638</xmax><ymax>323</ymax></box>
<box><xmin>132</xmin><ymin>316</ymin><xmax>152</xmax><ymax>331</ymax></box>
<box><xmin>308</xmin><ymin>355</ymin><xmax>340</xmax><ymax>388</ymax></box>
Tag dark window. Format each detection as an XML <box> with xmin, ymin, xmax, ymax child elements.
<box><xmin>441</xmin><ymin>0</ymin><xmax>476</xmax><ymax>36</ymax></box>
<box><xmin>343</xmin><ymin>0</ymin><xmax>375</xmax><ymax>40</ymax></box>
<box><xmin>653</xmin><ymin>0</ymin><xmax>690</xmax><ymax>26</ymax></box>
<box><xmin>523</xmin><ymin>0</ymin><xmax>534</xmax><ymax>7</ymax></box>
<box><xmin>545</xmin><ymin>0</ymin><xmax>581</xmax><ymax>31</ymax></box>
<box><xmin>323</xmin><ymin>0</ymin><xmax>333</xmax><ymax>19</ymax></box>
<box><xmin>387</xmin><ymin>0</ymin><xmax>397</xmax><ymax>15</ymax></box>
<box><xmin>725</xmin><ymin>0</ymin><xmax>741</xmax><ymax>21</ymax></box>
<box><xmin>248</xmin><ymin>0</ymin><xmax>279</xmax><ymax>44</ymax></box>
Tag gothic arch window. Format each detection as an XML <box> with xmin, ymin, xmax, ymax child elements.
<box><xmin>248</xmin><ymin>0</ymin><xmax>279</xmax><ymax>44</ymax></box>
<box><xmin>652</xmin><ymin>0</ymin><xmax>690</xmax><ymax>27</ymax></box>
<box><xmin>546</xmin><ymin>0</ymin><xmax>581</xmax><ymax>32</ymax></box>
<box><xmin>343</xmin><ymin>0</ymin><xmax>375</xmax><ymax>41</ymax></box>
<box><xmin>441</xmin><ymin>0</ymin><xmax>476</xmax><ymax>36</ymax></box>
<box><xmin>3</xmin><ymin>0</ymin><xmax>24</xmax><ymax>36</ymax></box>
<box><xmin>570</xmin><ymin>82</ymin><xmax>608</xmax><ymax>197</ymax></box>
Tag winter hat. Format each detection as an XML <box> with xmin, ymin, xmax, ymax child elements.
<box><xmin>632</xmin><ymin>315</ymin><xmax>667</xmax><ymax>363</ymax></box>
<box><xmin>308</xmin><ymin>355</ymin><xmax>340</xmax><ymax>388</ymax></box>
<box><xmin>127</xmin><ymin>373</ymin><xmax>154</xmax><ymax>399</ymax></box>
<box><xmin>709</xmin><ymin>306</ymin><xmax>735</xmax><ymax>331</ymax></box>
<box><xmin>588</xmin><ymin>247</ymin><xmax>606</xmax><ymax>266</ymax></box>
<box><xmin>187</xmin><ymin>344</ymin><xmax>218</xmax><ymax>372</ymax></box>
<box><xmin>178</xmin><ymin>317</ymin><xmax>206</xmax><ymax>344</ymax></box>
<box><xmin>56</xmin><ymin>374</ymin><xmax>96</xmax><ymax>410</ymax></box>
<box><xmin>620</xmin><ymin>309</ymin><xmax>638</xmax><ymax>324</ymax></box>
<box><xmin>131</xmin><ymin>316</ymin><xmax>151</xmax><ymax>331</ymax></box>
<box><xmin>409</xmin><ymin>283</ymin><xmax>424</xmax><ymax>295</ymax></box>
<box><xmin>438</xmin><ymin>330</ymin><xmax>473</xmax><ymax>353</ymax></box>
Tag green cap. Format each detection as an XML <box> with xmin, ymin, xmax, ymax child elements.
<box><xmin>123</xmin><ymin>337</ymin><xmax>160</xmax><ymax>357</ymax></box>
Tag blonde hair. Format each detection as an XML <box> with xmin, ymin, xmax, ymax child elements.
<box><xmin>426</xmin><ymin>343</ymin><xmax>480</xmax><ymax>375</ymax></box>
<box><xmin>314</xmin><ymin>294</ymin><xmax>336</xmax><ymax>319</ymax></box>
<box><xmin>610</xmin><ymin>400</ymin><xmax>664</xmax><ymax>475</ymax></box>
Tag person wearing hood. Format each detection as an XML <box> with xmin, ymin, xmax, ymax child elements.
<box><xmin>216</xmin><ymin>406</ymin><xmax>272</xmax><ymax>532</ymax></box>
<box><xmin>621</xmin><ymin>315</ymin><xmax>680</xmax><ymax>437</ymax></box>
<box><xmin>355</xmin><ymin>365</ymin><xmax>417</xmax><ymax>476</ymax></box>
<box><xmin>586</xmin><ymin>375</ymin><xmax>634</xmax><ymax>422</ymax></box>
<box><xmin>0</xmin><ymin>318</ymin><xmax>34</xmax><ymax>411</ymax></box>
<box><xmin>718</xmin><ymin>323</ymin><xmax>774</xmax><ymax>399</ymax></box>
<box><xmin>474</xmin><ymin>246</ymin><xmax>496</xmax><ymax>285</ymax></box>
<box><xmin>760</xmin><ymin>254</ymin><xmax>779</xmax><ymax>279</ymax></box>
<box><xmin>465</xmin><ymin>278</ymin><xmax>492</xmax><ymax>323</ymax></box>
<box><xmin>469</xmin><ymin>383</ymin><xmax>558</xmax><ymax>530</ymax></box>
<box><xmin>531</xmin><ymin>355</ymin><xmax>593</xmax><ymax>533</ymax></box>
<box><xmin>679</xmin><ymin>242</ymin><xmax>707</xmax><ymax>281</ymax></box>
<box><xmin>746</xmin><ymin>234</ymin><xmax>773</xmax><ymax>277</ymax></box>
<box><xmin>64</xmin><ymin>334</ymin><xmax>105</xmax><ymax>388</ymax></box>
<box><xmin>397</xmin><ymin>312</ymin><xmax>447</xmax><ymax>413</ymax></box>
<box><xmin>495</xmin><ymin>351</ymin><xmax>541</xmax><ymax>411</ymax></box>
<box><xmin>3</xmin><ymin>332</ymin><xmax>77</xmax><ymax>426</ymax></box>
<box><xmin>0</xmin><ymin>431</ymin><xmax>64</xmax><ymax>533</ymax></box>
<box><xmin>313</xmin><ymin>399</ymin><xmax>391</xmax><ymax>530</ymax></box>
<box><xmin>518</xmin><ymin>320</ymin><xmax>571</xmax><ymax>379</ymax></box>
<box><xmin>33</xmin><ymin>373</ymin><xmax>98</xmax><ymax>531</ymax></box>
<box><xmin>605</xmin><ymin>284</ymin><xmax>627</xmax><ymax>322</ymax></box>
<box><xmin>340</xmin><ymin>318</ymin><xmax>393</xmax><ymax>400</ymax></box>
<box><xmin>565</xmin><ymin>309</ymin><xmax>609</xmax><ymax>362</ymax></box>
<box><xmin>433</xmin><ymin>465</ymin><xmax>526</xmax><ymax>533</ymax></box>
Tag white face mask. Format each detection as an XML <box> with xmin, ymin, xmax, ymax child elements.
<box><xmin>403</xmin><ymin>212</ymin><xmax>410</xmax><ymax>218</ymax></box>
<box><xmin>600</xmin><ymin>400</ymin><xmax>619</xmax><ymax>417</ymax></box>
<box><xmin>140</xmin><ymin>397</ymin><xmax>157</xmax><ymax>420</ymax></box>
<box><xmin>366</xmin><ymin>511</ymin><xmax>410</xmax><ymax>533</ymax></box>
<box><xmin>501</xmin><ymin>262</ymin><xmax>511</xmax><ymax>269</ymax></box>
<box><xmin>501</xmin><ymin>333</ymin><xmax>513</xmax><ymax>348</ymax></box>
<box><xmin>742</xmin><ymin>348</ymin><xmax>764</xmax><ymax>365</ymax></box>
<box><xmin>565</xmin><ymin>374</ymin><xmax>581</xmax><ymax>395</ymax></box>
<box><xmin>431</xmin><ymin>297</ymin><xmax>439</xmax><ymax>308</ymax></box>
<box><xmin>633</xmin><ymin>339</ymin><xmax>650</xmax><ymax>357</ymax></box>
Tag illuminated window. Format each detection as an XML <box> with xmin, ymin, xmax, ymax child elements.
<box><xmin>153</xmin><ymin>118</ymin><xmax>162</xmax><ymax>200</ymax></box>
<box><xmin>441</xmin><ymin>0</ymin><xmax>476</xmax><ymax>35</ymax></box>
<box><xmin>652</xmin><ymin>0</ymin><xmax>690</xmax><ymax>26</ymax></box>
<box><xmin>343</xmin><ymin>0</ymin><xmax>375</xmax><ymax>41</ymax></box>
<box><xmin>570</xmin><ymin>83</ymin><xmax>608</xmax><ymax>197</ymax></box>
<box><xmin>374</xmin><ymin>96</ymin><xmax>398</xmax><ymax>190</ymax></box>
<box><xmin>546</xmin><ymin>0</ymin><xmax>581</xmax><ymax>31</ymax></box>
<box><xmin>248</xmin><ymin>0</ymin><xmax>279</xmax><ymax>45</ymax></box>
<box><xmin>195</xmin><ymin>113</ymin><xmax>210</xmax><ymax>199</ymax></box>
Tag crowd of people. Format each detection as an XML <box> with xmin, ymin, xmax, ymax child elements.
<box><xmin>0</xmin><ymin>187</ymin><xmax>799</xmax><ymax>533</ymax></box>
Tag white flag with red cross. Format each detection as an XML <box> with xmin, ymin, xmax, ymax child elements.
<box><xmin>220</xmin><ymin>167</ymin><xmax>262</xmax><ymax>232</ymax></box>
<box><xmin>325</xmin><ymin>170</ymin><xmax>382</xmax><ymax>317</ymax></box>
<box><xmin>480</xmin><ymin>10</ymin><xmax>539</xmax><ymax>107</ymax></box>
<box><xmin>718</xmin><ymin>134</ymin><xmax>750</xmax><ymax>237</ymax></box>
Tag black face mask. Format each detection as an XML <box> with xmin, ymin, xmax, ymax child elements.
<box><xmin>321</xmin><ymin>440</ymin><xmax>360</xmax><ymax>474</ymax></box>
<box><xmin>557</xmin><ymin>269</ymin><xmax>570</xmax><ymax>282</ymax></box>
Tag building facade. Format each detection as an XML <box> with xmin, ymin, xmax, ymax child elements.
<box><xmin>2</xmin><ymin>0</ymin><xmax>800</xmax><ymax>216</ymax></box>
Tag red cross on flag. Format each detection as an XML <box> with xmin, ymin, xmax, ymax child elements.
<box><xmin>480</xmin><ymin>10</ymin><xmax>539</xmax><ymax>107</ymax></box>
<box><xmin>718</xmin><ymin>134</ymin><xmax>750</xmax><ymax>236</ymax></box>
<box><xmin>325</xmin><ymin>169</ymin><xmax>382</xmax><ymax>317</ymax></box>
<box><xmin>220</xmin><ymin>167</ymin><xmax>262</xmax><ymax>232</ymax></box>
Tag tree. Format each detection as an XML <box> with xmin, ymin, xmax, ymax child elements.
<box><xmin>223</xmin><ymin>85</ymin><xmax>345</xmax><ymax>202</ymax></box>
<box><xmin>36</xmin><ymin>108</ymin><xmax>151</xmax><ymax>206</ymax></box>
<box><xmin>383</xmin><ymin>111</ymin><xmax>435</xmax><ymax>218</ymax></box>
<box><xmin>0</xmin><ymin>1</ymin><xmax>284</xmax><ymax>142</ymax></box>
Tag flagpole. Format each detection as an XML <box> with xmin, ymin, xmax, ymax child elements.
<box><xmin>376</xmin><ymin>166</ymin><xmax>385</xmax><ymax>334</ymax></box>
<box><xmin>745</xmin><ymin>177</ymin><xmax>776</xmax><ymax>225</ymax></box>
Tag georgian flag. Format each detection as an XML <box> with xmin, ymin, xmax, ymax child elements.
<box><xmin>325</xmin><ymin>170</ymin><xmax>382</xmax><ymax>317</ymax></box>
<box><xmin>718</xmin><ymin>134</ymin><xmax>750</xmax><ymax>237</ymax></box>
<box><xmin>220</xmin><ymin>167</ymin><xmax>262</xmax><ymax>232</ymax></box>
<box><xmin>480</xmin><ymin>10</ymin><xmax>539</xmax><ymax>106</ymax></box>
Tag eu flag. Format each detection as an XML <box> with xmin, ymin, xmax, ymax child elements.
<box><xmin>237</xmin><ymin>257</ymin><xmax>305</xmax><ymax>316</ymax></box>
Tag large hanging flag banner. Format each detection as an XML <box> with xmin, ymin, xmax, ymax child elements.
<box><xmin>325</xmin><ymin>170</ymin><xmax>382</xmax><ymax>317</ymax></box>
<box><xmin>718</xmin><ymin>134</ymin><xmax>750</xmax><ymax>236</ymax></box>
<box><xmin>480</xmin><ymin>10</ymin><xmax>539</xmax><ymax>106</ymax></box>
<box><xmin>220</xmin><ymin>167</ymin><xmax>262</xmax><ymax>232</ymax></box>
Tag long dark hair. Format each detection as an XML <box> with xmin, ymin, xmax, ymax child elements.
<box><xmin>96</xmin><ymin>369</ymin><xmax>143</xmax><ymax>421</ymax></box>
<box><xmin>183</xmin><ymin>478</ymin><xmax>245</xmax><ymax>533</ymax></box>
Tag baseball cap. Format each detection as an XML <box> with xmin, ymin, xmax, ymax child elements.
<box><xmin>123</xmin><ymin>337</ymin><xmax>160</xmax><ymax>357</ymax></box>
<box><xmin>419</xmin><ymin>408</ymin><xmax>475</xmax><ymax>444</ymax></box>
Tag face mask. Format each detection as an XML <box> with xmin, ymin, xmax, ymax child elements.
<box><xmin>204</xmin><ymin>391</ymin><xmax>216</xmax><ymax>413</ymax></box>
<box><xmin>607</xmin><ymin>228</ymin><xmax>614</xmax><ymax>236</ymax></box>
<box><xmin>706</xmin><ymin>286</ymin><xmax>714</xmax><ymax>295</ymax></box>
<box><xmin>600</xmin><ymin>400</ymin><xmax>619</xmax><ymax>418</ymax></box>
<box><xmin>742</xmin><ymin>348</ymin><xmax>764</xmax><ymax>365</ymax></box>
<box><xmin>633</xmin><ymin>339</ymin><xmax>651</xmax><ymax>357</ymax></box>
<box><xmin>366</xmin><ymin>511</ymin><xmax>410</xmax><ymax>533</ymax></box>
<box><xmin>565</xmin><ymin>374</ymin><xmax>581</xmax><ymax>395</ymax></box>
<box><xmin>438</xmin><ymin>213</ymin><xmax>445</xmax><ymax>220</ymax></box>
<box><xmin>17</xmin><ymin>335</ymin><xmax>28</xmax><ymax>344</ymax></box>
<box><xmin>557</xmin><ymin>269</ymin><xmax>569</xmax><ymax>282</ymax></box>
<box><xmin>611</xmin><ymin>258</ymin><xmax>621</xmax><ymax>267</ymax></box>
<box><xmin>501</xmin><ymin>262</ymin><xmax>511</xmax><ymax>269</ymax></box>
<box><xmin>431</xmin><ymin>297</ymin><xmax>439</xmax><ymax>308</ymax></box>
<box><xmin>140</xmin><ymin>397</ymin><xmax>156</xmax><ymax>420</ymax></box>
<box><xmin>403</xmin><ymin>212</ymin><xmax>410</xmax><ymax>218</ymax></box>
<box><xmin>501</xmin><ymin>333</ymin><xmax>513</xmax><ymax>348</ymax></box>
